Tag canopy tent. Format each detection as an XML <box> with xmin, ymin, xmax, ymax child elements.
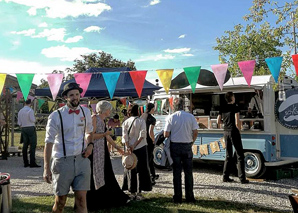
<box><xmin>35</xmin><ymin>67</ymin><xmax>161</xmax><ymax>98</ymax></box>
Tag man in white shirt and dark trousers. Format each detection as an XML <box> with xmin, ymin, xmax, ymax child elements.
<box><xmin>164</xmin><ymin>98</ymin><xmax>198</xmax><ymax>204</ymax></box>
<box><xmin>18</xmin><ymin>99</ymin><xmax>40</xmax><ymax>168</ymax></box>
<box><xmin>43</xmin><ymin>83</ymin><xmax>93</xmax><ymax>213</ymax></box>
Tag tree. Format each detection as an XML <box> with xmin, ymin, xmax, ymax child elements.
<box><xmin>213</xmin><ymin>0</ymin><xmax>298</xmax><ymax>80</ymax></box>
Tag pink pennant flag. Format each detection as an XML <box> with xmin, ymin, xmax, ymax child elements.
<box><xmin>211</xmin><ymin>64</ymin><xmax>228</xmax><ymax>91</ymax></box>
<box><xmin>74</xmin><ymin>73</ymin><xmax>92</xmax><ymax>97</ymax></box>
<box><xmin>80</xmin><ymin>104</ymin><xmax>88</xmax><ymax>108</ymax></box>
<box><xmin>27</xmin><ymin>95</ymin><xmax>35</xmax><ymax>102</ymax></box>
<box><xmin>59</xmin><ymin>103</ymin><xmax>65</xmax><ymax>108</ymax></box>
<box><xmin>47</xmin><ymin>74</ymin><xmax>63</xmax><ymax>101</ymax></box>
<box><xmin>16</xmin><ymin>91</ymin><xmax>23</xmax><ymax>102</ymax></box>
<box><xmin>91</xmin><ymin>104</ymin><xmax>97</xmax><ymax>113</ymax></box>
<box><xmin>238</xmin><ymin>60</ymin><xmax>256</xmax><ymax>87</ymax></box>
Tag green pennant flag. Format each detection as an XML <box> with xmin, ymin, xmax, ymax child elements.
<box><xmin>183</xmin><ymin>66</ymin><xmax>201</xmax><ymax>93</ymax></box>
<box><xmin>156</xmin><ymin>100</ymin><xmax>161</xmax><ymax>113</ymax></box>
<box><xmin>16</xmin><ymin>74</ymin><xmax>35</xmax><ymax>101</ymax></box>
<box><xmin>38</xmin><ymin>99</ymin><xmax>46</xmax><ymax>109</ymax></box>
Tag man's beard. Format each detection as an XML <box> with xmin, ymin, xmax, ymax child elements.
<box><xmin>68</xmin><ymin>99</ymin><xmax>80</xmax><ymax>108</ymax></box>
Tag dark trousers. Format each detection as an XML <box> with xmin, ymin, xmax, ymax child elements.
<box><xmin>170</xmin><ymin>142</ymin><xmax>194</xmax><ymax>202</ymax></box>
<box><xmin>223</xmin><ymin>129</ymin><xmax>246</xmax><ymax>180</ymax></box>
<box><xmin>21</xmin><ymin>126</ymin><xmax>37</xmax><ymax>165</ymax></box>
<box><xmin>147</xmin><ymin>143</ymin><xmax>156</xmax><ymax>178</ymax></box>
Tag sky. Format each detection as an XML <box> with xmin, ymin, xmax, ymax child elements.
<box><xmin>0</xmin><ymin>0</ymin><xmax>269</xmax><ymax>85</ymax></box>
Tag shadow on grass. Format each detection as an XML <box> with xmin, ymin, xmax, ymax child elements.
<box><xmin>12</xmin><ymin>193</ymin><xmax>291</xmax><ymax>213</ymax></box>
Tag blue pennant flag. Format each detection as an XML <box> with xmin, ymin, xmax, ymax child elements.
<box><xmin>102</xmin><ymin>72</ymin><xmax>120</xmax><ymax>99</ymax></box>
<box><xmin>265</xmin><ymin>57</ymin><xmax>283</xmax><ymax>83</ymax></box>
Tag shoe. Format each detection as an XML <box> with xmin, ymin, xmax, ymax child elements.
<box><xmin>24</xmin><ymin>163</ymin><xmax>29</xmax><ymax>168</ymax></box>
<box><xmin>186</xmin><ymin>198</ymin><xmax>197</xmax><ymax>203</ymax></box>
<box><xmin>134</xmin><ymin>194</ymin><xmax>145</xmax><ymax>201</ymax></box>
<box><xmin>240</xmin><ymin>179</ymin><xmax>249</xmax><ymax>184</ymax></box>
<box><xmin>30</xmin><ymin>164</ymin><xmax>41</xmax><ymax>168</ymax></box>
<box><xmin>151</xmin><ymin>180</ymin><xmax>156</xmax><ymax>186</ymax></box>
<box><xmin>153</xmin><ymin>175</ymin><xmax>159</xmax><ymax>180</ymax></box>
<box><xmin>223</xmin><ymin>178</ymin><xmax>234</xmax><ymax>182</ymax></box>
<box><xmin>173</xmin><ymin>199</ymin><xmax>182</xmax><ymax>204</ymax></box>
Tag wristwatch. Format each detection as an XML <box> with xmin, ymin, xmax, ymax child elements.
<box><xmin>87</xmin><ymin>142</ymin><xmax>94</xmax><ymax>148</ymax></box>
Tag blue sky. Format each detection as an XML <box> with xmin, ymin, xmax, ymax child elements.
<box><xmin>0</xmin><ymin>0</ymin><xmax>269</xmax><ymax>85</ymax></box>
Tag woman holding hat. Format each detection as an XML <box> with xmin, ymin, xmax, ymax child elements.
<box><xmin>122</xmin><ymin>104</ymin><xmax>152</xmax><ymax>200</ymax></box>
<box><xmin>86</xmin><ymin>101</ymin><xmax>129</xmax><ymax>211</ymax></box>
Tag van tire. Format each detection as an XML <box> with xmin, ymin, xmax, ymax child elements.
<box><xmin>244</xmin><ymin>152</ymin><xmax>266</xmax><ymax>178</ymax></box>
<box><xmin>153</xmin><ymin>145</ymin><xmax>165</xmax><ymax>168</ymax></box>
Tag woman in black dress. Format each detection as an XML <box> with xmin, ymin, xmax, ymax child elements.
<box><xmin>87</xmin><ymin>101</ymin><xmax>129</xmax><ymax>211</ymax></box>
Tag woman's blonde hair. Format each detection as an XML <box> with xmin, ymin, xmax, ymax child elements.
<box><xmin>96</xmin><ymin>100</ymin><xmax>112</xmax><ymax>114</ymax></box>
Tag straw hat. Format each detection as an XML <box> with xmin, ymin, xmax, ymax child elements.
<box><xmin>122</xmin><ymin>153</ymin><xmax>138</xmax><ymax>170</ymax></box>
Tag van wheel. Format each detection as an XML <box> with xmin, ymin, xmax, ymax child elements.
<box><xmin>244</xmin><ymin>152</ymin><xmax>266</xmax><ymax>178</ymax></box>
<box><xmin>153</xmin><ymin>145</ymin><xmax>166</xmax><ymax>169</ymax></box>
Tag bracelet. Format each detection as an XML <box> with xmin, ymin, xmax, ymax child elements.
<box><xmin>87</xmin><ymin>142</ymin><xmax>94</xmax><ymax>148</ymax></box>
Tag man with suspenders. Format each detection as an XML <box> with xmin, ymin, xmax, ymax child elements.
<box><xmin>43</xmin><ymin>83</ymin><xmax>93</xmax><ymax>213</ymax></box>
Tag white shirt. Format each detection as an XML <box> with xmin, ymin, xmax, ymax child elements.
<box><xmin>122</xmin><ymin>116</ymin><xmax>147</xmax><ymax>150</ymax></box>
<box><xmin>18</xmin><ymin>106</ymin><xmax>35</xmax><ymax>127</ymax></box>
<box><xmin>164</xmin><ymin>110</ymin><xmax>199</xmax><ymax>143</ymax></box>
<box><xmin>249</xmin><ymin>95</ymin><xmax>263</xmax><ymax>115</ymax></box>
<box><xmin>45</xmin><ymin>105</ymin><xmax>93</xmax><ymax>159</ymax></box>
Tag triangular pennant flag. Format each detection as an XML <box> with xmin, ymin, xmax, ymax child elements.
<box><xmin>110</xmin><ymin>100</ymin><xmax>117</xmax><ymax>109</ymax></box>
<box><xmin>265</xmin><ymin>56</ymin><xmax>283</xmax><ymax>83</ymax></box>
<box><xmin>59</xmin><ymin>103</ymin><xmax>65</xmax><ymax>108</ymax></box>
<box><xmin>140</xmin><ymin>106</ymin><xmax>144</xmax><ymax>114</ymax></box>
<box><xmin>210</xmin><ymin>141</ymin><xmax>220</xmax><ymax>154</ymax></box>
<box><xmin>129</xmin><ymin>71</ymin><xmax>147</xmax><ymax>98</ymax></box>
<box><xmin>161</xmin><ymin>99</ymin><xmax>166</xmax><ymax>110</ymax></box>
<box><xmin>143</xmin><ymin>105</ymin><xmax>146</xmax><ymax>113</ymax></box>
<box><xmin>91</xmin><ymin>104</ymin><xmax>97</xmax><ymax>113</ymax></box>
<box><xmin>102</xmin><ymin>72</ymin><xmax>120</xmax><ymax>99</ymax></box>
<box><xmin>17</xmin><ymin>91</ymin><xmax>23</xmax><ymax>102</ymax></box>
<box><xmin>27</xmin><ymin>95</ymin><xmax>35</xmax><ymax>102</ymax></box>
<box><xmin>120</xmin><ymin>97</ymin><xmax>126</xmax><ymax>106</ymax></box>
<box><xmin>16</xmin><ymin>74</ymin><xmax>35</xmax><ymax>101</ymax></box>
<box><xmin>210</xmin><ymin>64</ymin><xmax>228</xmax><ymax>91</ymax></box>
<box><xmin>74</xmin><ymin>73</ymin><xmax>92</xmax><ymax>97</ymax></box>
<box><xmin>183</xmin><ymin>66</ymin><xmax>201</xmax><ymax>93</ymax></box>
<box><xmin>80</xmin><ymin>104</ymin><xmax>88</xmax><ymax>108</ymax></box>
<box><xmin>47</xmin><ymin>74</ymin><xmax>63</xmax><ymax>100</ymax></box>
<box><xmin>156</xmin><ymin>100</ymin><xmax>161</xmax><ymax>113</ymax></box>
<box><xmin>38</xmin><ymin>99</ymin><xmax>45</xmax><ymax>109</ymax></box>
<box><xmin>238</xmin><ymin>60</ymin><xmax>256</xmax><ymax>87</ymax></box>
<box><xmin>48</xmin><ymin>101</ymin><xmax>55</xmax><ymax>111</ymax></box>
<box><xmin>169</xmin><ymin>97</ymin><xmax>173</xmax><ymax>110</ymax></box>
<box><xmin>292</xmin><ymin>54</ymin><xmax>298</xmax><ymax>76</ymax></box>
<box><xmin>156</xmin><ymin>69</ymin><xmax>174</xmax><ymax>94</ymax></box>
<box><xmin>0</xmin><ymin>74</ymin><xmax>7</xmax><ymax>96</ymax></box>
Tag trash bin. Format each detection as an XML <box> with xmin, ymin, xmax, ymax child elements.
<box><xmin>0</xmin><ymin>173</ymin><xmax>11</xmax><ymax>213</ymax></box>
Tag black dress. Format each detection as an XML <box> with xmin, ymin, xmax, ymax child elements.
<box><xmin>87</xmin><ymin>116</ymin><xmax>129</xmax><ymax>211</ymax></box>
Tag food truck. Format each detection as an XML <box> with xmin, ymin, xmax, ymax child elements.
<box><xmin>152</xmin><ymin>75</ymin><xmax>298</xmax><ymax>178</ymax></box>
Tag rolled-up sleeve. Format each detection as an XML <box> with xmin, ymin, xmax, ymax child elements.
<box><xmin>164</xmin><ymin>116</ymin><xmax>172</xmax><ymax>132</ymax></box>
<box><xmin>45</xmin><ymin>112</ymin><xmax>58</xmax><ymax>144</ymax></box>
<box><xmin>122</xmin><ymin>121</ymin><xmax>129</xmax><ymax>143</ymax></box>
<box><xmin>138</xmin><ymin>119</ymin><xmax>146</xmax><ymax>140</ymax></box>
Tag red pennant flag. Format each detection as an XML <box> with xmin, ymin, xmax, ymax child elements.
<box><xmin>59</xmin><ymin>103</ymin><xmax>65</xmax><ymax>108</ymax></box>
<box><xmin>140</xmin><ymin>106</ymin><xmax>144</xmax><ymax>114</ymax></box>
<box><xmin>129</xmin><ymin>71</ymin><xmax>147</xmax><ymax>98</ymax></box>
<box><xmin>292</xmin><ymin>54</ymin><xmax>298</xmax><ymax>76</ymax></box>
<box><xmin>74</xmin><ymin>73</ymin><xmax>92</xmax><ymax>97</ymax></box>
<box><xmin>169</xmin><ymin>97</ymin><xmax>174</xmax><ymax>110</ymax></box>
<box><xmin>120</xmin><ymin>97</ymin><xmax>126</xmax><ymax>106</ymax></box>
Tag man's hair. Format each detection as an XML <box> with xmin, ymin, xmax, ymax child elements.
<box><xmin>113</xmin><ymin>114</ymin><xmax>119</xmax><ymax>120</ymax></box>
<box><xmin>25</xmin><ymin>99</ymin><xmax>32</xmax><ymax>105</ymax></box>
<box><xmin>145</xmin><ymin>103</ymin><xmax>155</xmax><ymax>113</ymax></box>
<box><xmin>225</xmin><ymin>92</ymin><xmax>234</xmax><ymax>103</ymax></box>
<box><xmin>174</xmin><ymin>97</ymin><xmax>184</xmax><ymax>111</ymax></box>
<box><xmin>128</xmin><ymin>104</ymin><xmax>139</xmax><ymax>117</ymax></box>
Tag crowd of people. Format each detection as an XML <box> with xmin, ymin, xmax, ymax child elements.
<box><xmin>17</xmin><ymin>82</ymin><xmax>249</xmax><ymax>212</ymax></box>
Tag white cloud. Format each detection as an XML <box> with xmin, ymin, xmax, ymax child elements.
<box><xmin>178</xmin><ymin>34</ymin><xmax>186</xmax><ymax>39</ymax></box>
<box><xmin>65</xmin><ymin>36</ymin><xmax>83</xmax><ymax>43</ymax></box>
<box><xmin>32</xmin><ymin>28</ymin><xmax>66</xmax><ymax>42</ymax></box>
<box><xmin>164</xmin><ymin>48</ymin><xmax>191</xmax><ymax>54</ymax></box>
<box><xmin>150</xmin><ymin>0</ymin><xmax>161</xmax><ymax>6</ymax></box>
<box><xmin>84</xmin><ymin>26</ymin><xmax>103</xmax><ymax>33</ymax></box>
<box><xmin>38</xmin><ymin>22</ymin><xmax>48</xmax><ymax>28</ymax></box>
<box><xmin>3</xmin><ymin>0</ymin><xmax>112</xmax><ymax>18</ymax></box>
<box><xmin>10</xmin><ymin>29</ymin><xmax>36</xmax><ymax>36</ymax></box>
<box><xmin>135</xmin><ymin>54</ymin><xmax>175</xmax><ymax>62</ymax></box>
<box><xmin>41</xmin><ymin>45</ymin><xmax>100</xmax><ymax>61</ymax></box>
<box><xmin>182</xmin><ymin>53</ymin><xmax>194</xmax><ymax>57</ymax></box>
<box><xmin>0</xmin><ymin>58</ymin><xmax>68</xmax><ymax>85</ymax></box>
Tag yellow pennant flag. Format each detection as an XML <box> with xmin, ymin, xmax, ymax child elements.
<box><xmin>48</xmin><ymin>101</ymin><xmax>55</xmax><ymax>112</ymax></box>
<box><xmin>110</xmin><ymin>100</ymin><xmax>117</xmax><ymax>109</ymax></box>
<box><xmin>0</xmin><ymin>74</ymin><xmax>7</xmax><ymax>95</ymax></box>
<box><xmin>156</xmin><ymin>69</ymin><xmax>174</xmax><ymax>94</ymax></box>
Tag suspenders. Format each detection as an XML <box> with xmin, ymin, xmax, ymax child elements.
<box><xmin>57</xmin><ymin>106</ymin><xmax>86</xmax><ymax>157</ymax></box>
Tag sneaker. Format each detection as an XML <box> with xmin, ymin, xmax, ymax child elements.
<box><xmin>223</xmin><ymin>178</ymin><xmax>234</xmax><ymax>182</ymax></box>
<box><xmin>134</xmin><ymin>194</ymin><xmax>145</xmax><ymax>201</ymax></box>
<box><xmin>240</xmin><ymin>179</ymin><xmax>249</xmax><ymax>184</ymax></box>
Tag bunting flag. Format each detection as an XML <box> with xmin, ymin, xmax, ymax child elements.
<box><xmin>210</xmin><ymin>141</ymin><xmax>220</xmax><ymax>154</ymax></box>
<box><xmin>59</xmin><ymin>103</ymin><xmax>65</xmax><ymax>108</ymax></box>
<box><xmin>238</xmin><ymin>60</ymin><xmax>256</xmax><ymax>87</ymax></box>
<box><xmin>192</xmin><ymin>145</ymin><xmax>198</xmax><ymax>155</ymax></box>
<box><xmin>16</xmin><ymin>74</ymin><xmax>35</xmax><ymax>101</ymax></box>
<box><xmin>156</xmin><ymin>69</ymin><xmax>174</xmax><ymax>94</ymax></box>
<box><xmin>143</xmin><ymin>105</ymin><xmax>146</xmax><ymax>113</ymax></box>
<box><xmin>80</xmin><ymin>104</ymin><xmax>88</xmax><ymax>108</ymax></box>
<box><xmin>199</xmin><ymin>144</ymin><xmax>209</xmax><ymax>155</ymax></box>
<box><xmin>48</xmin><ymin>101</ymin><xmax>55</xmax><ymax>111</ymax></box>
<box><xmin>37</xmin><ymin>99</ymin><xmax>45</xmax><ymax>109</ymax></box>
<box><xmin>120</xmin><ymin>97</ymin><xmax>126</xmax><ymax>106</ymax></box>
<box><xmin>74</xmin><ymin>73</ymin><xmax>92</xmax><ymax>97</ymax></box>
<box><xmin>47</xmin><ymin>74</ymin><xmax>63</xmax><ymax>100</ymax></box>
<box><xmin>292</xmin><ymin>54</ymin><xmax>298</xmax><ymax>76</ymax></box>
<box><xmin>156</xmin><ymin>100</ymin><xmax>161</xmax><ymax>113</ymax></box>
<box><xmin>89</xmin><ymin>100</ymin><xmax>98</xmax><ymax>104</ymax></box>
<box><xmin>27</xmin><ymin>95</ymin><xmax>35</xmax><ymax>102</ymax></box>
<box><xmin>211</xmin><ymin>64</ymin><xmax>228</xmax><ymax>91</ymax></box>
<box><xmin>102</xmin><ymin>72</ymin><xmax>120</xmax><ymax>99</ymax></box>
<box><xmin>16</xmin><ymin>91</ymin><xmax>23</xmax><ymax>102</ymax></box>
<box><xmin>265</xmin><ymin>56</ymin><xmax>283</xmax><ymax>83</ymax></box>
<box><xmin>110</xmin><ymin>100</ymin><xmax>117</xmax><ymax>109</ymax></box>
<box><xmin>91</xmin><ymin>104</ymin><xmax>97</xmax><ymax>113</ymax></box>
<box><xmin>169</xmin><ymin>97</ymin><xmax>173</xmax><ymax>110</ymax></box>
<box><xmin>0</xmin><ymin>74</ymin><xmax>7</xmax><ymax>96</ymax></box>
<box><xmin>183</xmin><ymin>66</ymin><xmax>201</xmax><ymax>93</ymax></box>
<box><xmin>140</xmin><ymin>106</ymin><xmax>144</xmax><ymax>114</ymax></box>
<box><xmin>129</xmin><ymin>70</ymin><xmax>147</xmax><ymax>98</ymax></box>
<box><xmin>219</xmin><ymin>137</ymin><xmax>225</xmax><ymax>149</ymax></box>
<box><xmin>161</xmin><ymin>99</ymin><xmax>166</xmax><ymax>111</ymax></box>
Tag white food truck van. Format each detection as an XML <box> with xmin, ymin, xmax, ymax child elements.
<box><xmin>152</xmin><ymin>75</ymin><xmax>298</xmax><ymax>178</ymax></box>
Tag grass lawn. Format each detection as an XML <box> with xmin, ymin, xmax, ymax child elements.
<box><xmin>12</xmin><ymin>193</ymin><xmax>289</xmax><ymax>213</ymax></box>
<box><xmin>9</xmin><ymin>130</ymin><xmax>46</xmax><ymax>149</ymax></box>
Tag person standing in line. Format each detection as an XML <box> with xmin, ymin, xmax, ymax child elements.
<box><xmin>122</xmin><ymin>104</ymin><xmax>152</xmax><ymax>201</ymax></box>
<box><xmin>18</xmin><ymin>99</ymin><xmax>40</xmax><ymax>168</ymax></box>
<box><xmin>217</xmin><ymin>92</ymin><xmax>249</xmax><ymax>184</ymax></box>
<box><xmin>164</xmin><ymin>97</ymin><xmax>198</xmax><ymax>204</ymax></box>
<box><xmin>140</xmin><ymin>103</ymin><xmax>159</xmax><ymax>185</ymax></box>
<box><xmin>43</xmin><ymin>83</ymin><xmax>94</xmax><ymax>213</ymax></box>
<box><xmin>86</xmin><ymin>101</ymin><xmax>129</xmax><ymax>211</ymax></box>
